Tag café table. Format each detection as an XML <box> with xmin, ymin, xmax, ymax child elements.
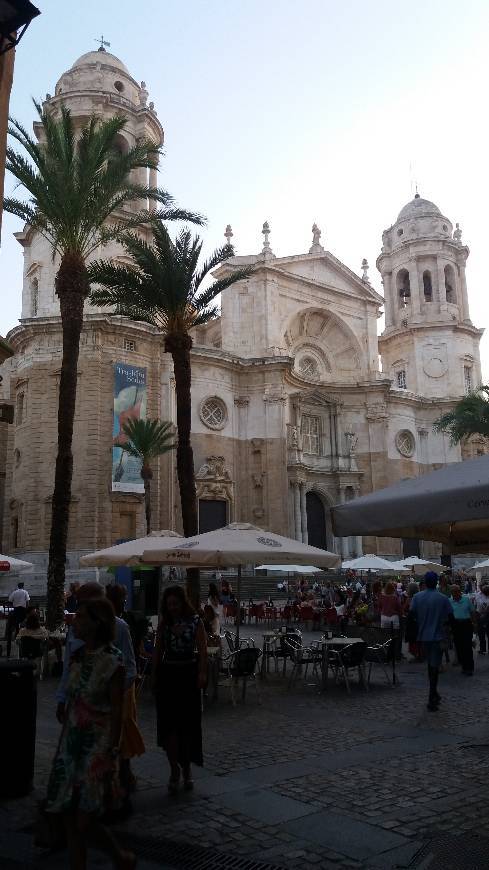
<box><xmin>318</xmin><ymin>635</ymin><xmax>364</xmax><ymax>691</ymax></box>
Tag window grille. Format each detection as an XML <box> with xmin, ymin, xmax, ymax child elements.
<box><xmin>301</xmin><ymin>415</ymin><xmax>320</xmax><ymax>454</ymax></box>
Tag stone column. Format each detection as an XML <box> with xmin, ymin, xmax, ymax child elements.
<box><xmin>409</xmin><ymin>265</ymin><xmax>421</xmax><ymax>315</ymax></box>
<box><xmin>336</xmin><ymin>487</ymin><xmax>348</xmax><ymax>559</ymax></box>
<box><xmin>300</xmin><ymin>483</ymin><xmax>308</xmax><ymax>544</ymax></box>
<box><xmin>149</xmin><ymin>163</ymin><xmax>158</xmax><ymax>213</ymax></box>
<box><xmin>383</xmin><ymin>271</ymin><xmax>393</xmax><ymax>327</ymax></box>
<box><xmin>459</xmin><ymin>263</ymin><xmax>470</xmax><ymax>322</ymax></box>
<box><xmin>292</xmin><ymin>482</ymin><xmax>302</xmax><ymax>542</ymax></box>
<box><xmin>437</xmin><ymin>257</ymin><xmax>447</xmax><ymax>310</ymax></box>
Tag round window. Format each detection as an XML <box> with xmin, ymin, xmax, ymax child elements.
<box><xmin>397</xmin><ymin>228</ymin><xmax>404</xmax><ymax>237</ymax></box>
<box><xmin>298</xmin><ymin>356</ymin><xmax>319</xmax><ymax>380</ymax></box>
<box><xmin>395</xmin><ymin>429</ymin><xmax>415</xmax><ymax>458</ymax></box>
<box><xmin>200</xmin><ymin>397</ymin><xmax>227</xmax><ymax>430</ymax></box>
<box><xmin>114</xmin><ymin>80</ymin><xmax>125</xmax><ymax>93</ymax></box>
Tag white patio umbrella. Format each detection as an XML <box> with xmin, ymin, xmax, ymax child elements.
<box><xmin>399</xmin><ymin>556</ymin><xmax>445</xmax><ymax>575</ymax></box>
<box><xmin>141</xmin><ymin>523</ymin><xmax>340</xmax><ymax>645</ymax></box>
<box><xmin>331</xmin><ymin>454</ymin><xmax>489</xmax><ymax>554</ymax></box>
<box><xmin>468</xmin><ymin>557</ymin><xmax>489</xmax><ymax>574</ymax></box>
<box><xmin>0</xmin><ymin>553</ymin><xmax>33</xmax><ymax>572</ymax></box>
<box><xmin>79</xmin><ymin>530</ymin><xmax>182</xmax><ymax>568</ymax></box>
<box><xmin>341</xmin><ymin>555</ymin><xmax>405</xmax><ymax>572</ymax></box>
<box><xmin>255</xmin><ymin>564</ymin><xmax>322</xmax><ymax>574</ymax></box>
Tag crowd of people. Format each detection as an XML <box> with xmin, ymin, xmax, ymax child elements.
<box><xmin>2</xmin><ymin>567</ymin><xmax>488</xmax><ymax>868</ymax></box>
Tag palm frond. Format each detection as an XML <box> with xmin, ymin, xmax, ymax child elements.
<box><xmin>433</xmin><ymin>386</ymin><xmax>489</xmax><ymax>444</ymax></box>
<box><xmin>119</xmin><ymin>418</ymin><xmax>176</xmax><ymax>462</ymax></box>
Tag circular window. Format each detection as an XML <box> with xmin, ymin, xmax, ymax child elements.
<box><xmin>395</xmin><ymin>429</ymin><xmax>416</xmax><ymax>458</ymax></box>
<box><xmin>397</xmin><ymin>228</ymin><xmax>404</xmax><ymax>237</ymax></box>
<box><xmin>114</xmin><ymin>80</ymin><xmax>125</xmax><ymax>93</ymax></box>
<box><xmin>200</xmin><ymin>397</ymin><xmax>227</xmax><ymax>430</ymax></box>
<box><xmin>442</xmin><ymin>224</ymin><xmax>448</xmax><ymax>231</ymax></box>
<box><xmin>298</xmin><ymin>356</ymin><xmax>319</xmax><ymax>380</ymax></box>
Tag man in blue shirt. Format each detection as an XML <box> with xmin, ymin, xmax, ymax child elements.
<box><xmin>410</xmin><ymin>572</ymin><xmax>453</xmax><ymax>711</ymax></box>
<box><xmin>450</xmin><ymin>584</ymin><xmax>476</xmax><ymax>676</ymax></box>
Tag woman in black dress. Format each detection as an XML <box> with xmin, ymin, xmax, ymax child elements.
<box><xmin>152</xmin><ymin>586</ymin><xmax>207</xmax><ymax>794</ymax></box>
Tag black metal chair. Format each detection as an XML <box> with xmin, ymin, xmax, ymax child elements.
<box><xmin>221</xmin><ymin>647</ymin><xmax>262</xmax><ymax>705</ymax></box>
<box><xmin>326</xmin><ymin>641</ymin><xmax>368</xmax><ymax>693</ymax></box>
<box><xmin>18</xmin><ymin>635</ymin><xmax>46</xmax><ymax>679</ymax></box>
<box><xmin>285</xmin><ymin>637</ymin><xmax>322</xmax><ymax>689</ymax></box>
<box><xmin>364</xmin><ymin>637</ymin><xmax>396</xmax><ymax>686</ymax></box>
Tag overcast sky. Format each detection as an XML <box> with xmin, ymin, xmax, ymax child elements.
<box><xmin>1</xmin><ymin>0</ymin><xmax>488</xmax><ymax>376</ymax></box>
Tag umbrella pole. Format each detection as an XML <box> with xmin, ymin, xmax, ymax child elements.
<box><xmin>236</xmin><ymin>564</ymin><xmax>242</xmax><ymax>650</ymax></box>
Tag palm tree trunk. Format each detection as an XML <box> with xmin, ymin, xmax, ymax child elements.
<box><xmin>166</xmin><ymin>332</ymin><xmax>199</xmax><ymax>607</ymax></box>
<box><xmin>46</xmin><ymin>253</ymin><xmax>88</xmax><ymax>630</ymax></box>
<box><xmin>141</xmin><ymin>465</ymin><xmax>152</xmax><ymax>535</ymax></box>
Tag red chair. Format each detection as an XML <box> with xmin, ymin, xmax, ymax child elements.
<box><xmin>325</xmin><ymin>607</ymin><xmax>338</xmax><ymax>626</ymax></box>
<box><xmin>265</xmin><ymin>607</ymin><xmax>277</xmax><ymax>627</ymax></box>
<box><xmin>300</xmin><ymin>605</ymin><xmax>314</xmax><ymax>630</ymax></box>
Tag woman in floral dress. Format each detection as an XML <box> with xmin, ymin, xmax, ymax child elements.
<box><xmin>46</xmin><ymin>597</ymin><xmax>136</xmax><ymax>869</ymax></box>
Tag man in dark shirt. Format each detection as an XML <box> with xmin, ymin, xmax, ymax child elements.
<box><xmin>410</xmin><ymin>572</ymin><xmax>453</xmax><ymax>711</ymax></box>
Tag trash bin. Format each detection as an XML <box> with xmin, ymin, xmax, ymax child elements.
<box><xmin>0</xmin><ymin>658</ymin><xmax>37</xmax><ymax>797</ymax></box>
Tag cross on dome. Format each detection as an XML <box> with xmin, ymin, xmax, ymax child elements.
<box><xmin>95</xmin><ymin>35</ymin><xmax>111</xmax><ymax>52</ymax></box>
<box><xmin>224</xmin><ymin>224</ymin><xmax>233</xmax><ymax>246</ymax></box>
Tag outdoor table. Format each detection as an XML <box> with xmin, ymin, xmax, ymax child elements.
<box><xmin>319</xmin><ymin>636</ymin><xmax>364</xmax><ymax>691</ymax></box>
<box><xmin>206</xmin><ymin>645</ymin><xmax>221</xmax><ymax>703</ymax></box>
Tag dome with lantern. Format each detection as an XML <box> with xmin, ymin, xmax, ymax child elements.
<box><xmin>53</xmin><ymin>45</ymin><xmax>142</xmax><ymax>108</ymax></box>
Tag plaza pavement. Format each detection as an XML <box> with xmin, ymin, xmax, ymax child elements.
<box><xmin>1</xmin><ymin>629</ymin><xmax>489</xmax><ymax>869</ymax></box>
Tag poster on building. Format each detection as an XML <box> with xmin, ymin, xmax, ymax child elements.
<box><xmin>112</xmin><ymin>363</ymin><xmax>147</xmax><ymax>492</ymax></box>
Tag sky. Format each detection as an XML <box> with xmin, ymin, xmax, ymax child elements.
<box><xmin>1</xmin><ymin>0</ymin><xmax>489</xmax><ymax>375</ymax></box>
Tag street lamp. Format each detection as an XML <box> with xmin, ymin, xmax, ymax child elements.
<box><xmin>0</xmin><ymin>0</ymin><xmax>40</xmax><ymax>54</ymax></box>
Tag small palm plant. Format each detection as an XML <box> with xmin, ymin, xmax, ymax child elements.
<box><xmin>118</xmin><ymin>418</ymin><xmax>176</xmax><ymax>534</ymax></box>
<box><xmin>434</xmin><ymin>386</ymin><xmax>489</xmax><ymax>444</ymax></box>
<box><xmin>89</xmin><ymin>223</ymin><xmax>252</xmax><ymax>604</ymax></box>
<box><xmin>4</xmin><ymin>102</ymin><xmax>201</xmax><ymax>628</ymax></box>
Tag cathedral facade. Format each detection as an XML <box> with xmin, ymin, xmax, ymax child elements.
<box><xmin>0</xmin><ymin>49</ymin><xmax>484</xmax><ymax>585</ymax></box>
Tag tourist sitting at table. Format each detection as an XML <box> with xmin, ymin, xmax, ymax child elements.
<box><xmin>17</xmin><ymin>609</ymin><xmax>48</xmax><ymax>644</ymax></box>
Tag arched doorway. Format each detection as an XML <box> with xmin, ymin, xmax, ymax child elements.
<box><xmin>306</xmin><ymin>491</ymin><xmax>327</xmax><ymax>550</ymax></box>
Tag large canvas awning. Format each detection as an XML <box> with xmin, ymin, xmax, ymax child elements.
<box><xmin>331</xmin><ymin>455</ymin><xmax>489</xmax><ymax>555</ymax></box>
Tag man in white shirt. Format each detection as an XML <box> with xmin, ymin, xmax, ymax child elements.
<box><xmin>9</xmin><ymin>580</ymin><xmax>30</xmax><ymax>623</ymax></box>
<box><xmin>7</xmin><ymin>581</ymin><xmax>30</xmax><ymax>656</ymax></box>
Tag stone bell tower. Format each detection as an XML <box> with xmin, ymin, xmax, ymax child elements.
<box><xmin>377</xmin><ymin>194</ymin><xmax>483</xmax><ymax>399</ymax></box>
<box><xmin>15</xmin><ymin>44</ymin><xmax>164</xmax><ymax>321</ymax></box>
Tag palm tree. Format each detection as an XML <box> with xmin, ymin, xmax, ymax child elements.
<box><xmin>118</xmin><ymin>418</ymin><xmax>176</xmax><ymax>534</ymax></box>
<box><xmin>89</xmin><ymin>224</ymin><xmax>252</xmax><ymax>604</ymax></box>
<box><xmin>434</xmin><ymin>386</ymin><xmax>489</xmax><ymax>444</ymax></box>
<box><xmin>4</xmin><ymin>102</ymin><xmax>201</xmax><ymax>629</ymax></box>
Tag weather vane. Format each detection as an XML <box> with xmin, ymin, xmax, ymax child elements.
<box><xmin>95</xmin><ymin>35</ymin><xmax>110</xmax><ymax>51</ymax></box>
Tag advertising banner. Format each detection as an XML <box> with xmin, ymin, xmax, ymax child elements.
<box><xmin>112</xmin><ymin>363</ymin><xmax>147</xmax><ymax>492</ymax></box>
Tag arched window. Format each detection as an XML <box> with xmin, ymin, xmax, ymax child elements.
<box><xmin>396</xmin><ymin>269</ymin><xmax>411</xmax><ymax>307</ymax></box>
<box><xmin>31</xmin><ymin>277</ymin><xmax>39</xmax><ymax>316</ymax></box>
<box><xmin>422</xmin><ymin>270</ymin><xmax>432</xmax><ymax>302</ymax></box>
<box><xmin>445</xmin><ymin>265</ymin><xmax>457</xmax><ymax>304</ymax></box>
